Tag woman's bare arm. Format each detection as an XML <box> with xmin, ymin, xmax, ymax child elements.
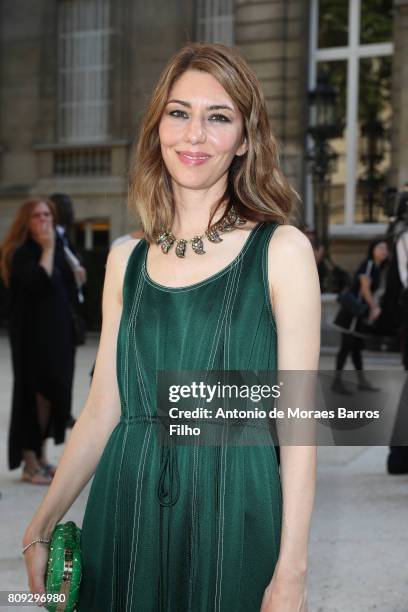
<box><xmin>359</xmin><ymin>275</ymin><xmax>377</xmax><ymax>309</ymax></box>
<box><xmin>359</xmin><ymin>273</ymin><xmax>382</xmax><ymax>322</ymax></box>
<box><xmin>262</xmin><ymin>225</ymin><xmax>320</xmax><ymax>609</ymax></box>
<box><xmin>23</xmin><ymin>238</ymin><xmax>140</xmax><ymax>544</ymax></box>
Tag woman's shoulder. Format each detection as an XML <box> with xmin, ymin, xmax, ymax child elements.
<box><xmin>106</xmin><ymin>237</ymin><xmax>143</xmax><ymax>299</ymax></box>
<box><xmin>265</xmin><ymin>222</ymin><xmax>318</xmax><ymax>292</ymax></box>
<box><xmin>13</xmin><ymin>238</ymin><xmax>33</xmax><ymax>253</ymax></box>
<box><xmin>11</xmin><ymin>239</ymin><xmax>38</xmax><ymax>266</ymax></box>
<box><xmin>110</xmin><ymin>233</ymin><xmax>134</xmax><ymax>250</ymax></box>
<box><xmin>355</xmin><ymin>258</ymin><xmax>373</xmax><ymax>276</ymax></box>
<box><xmin>108</xmin><ymin>236</ymin><xmax>142</xmax><ymax>268</ymax></box>
<box><xmin>266</xmin><ymin>223</ymin><xmax>314</xmax><ymax>264</ymax></box>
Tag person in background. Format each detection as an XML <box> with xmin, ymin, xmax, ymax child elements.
<box><xmin>331</xmin><ymin>238</ymin><xmax>389</xmax><ymax>394</ymax></box>
<box><xmin>303</xmin><ymin>225</ymin><xmax>325</xmax><ymax>266</ymax></box>
<box><xmin>302</xmin><ymin>225</ymin><xmax>327</xmax><ymax>289</ymax></box>
<box><xmin>395</xmin><ymin>200</ymin><xmax>408</xmax><ymax>368</ymax></box>
<box><xmin>49</xmin><ymin>193</ymin><xmax>87</xmax><ymax>306</ymax></box>
<box><xmin>387</xmin><ymin>189</ymin><xmax>408</xmax><ymax>474</ymax></box>
<box><xmin>395</xmin><ymin>183</ymin><xmax>408</xmax><ymax>227</ymax></box>
<box><xmin>110</xmin><ymin>228</ymin><xmax>144</xmax><ymax>250</ymax></box>
<box><xmin>88</xmin><ymin>228</ymin><xmax>145</xmax><ymax>381</ymax></box>
<box><xmin>1</xmin><ymin>198</ymin><xmax>77</xmax><ymax>484</ymax></box>
<box><xmin>49</xmin><ymin>193</ymin><xmax>87</xmax><ymax>428</ymax></box>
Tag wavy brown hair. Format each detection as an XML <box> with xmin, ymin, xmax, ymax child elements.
<box><xmin>0</xmin><ymin>198</ymin><xmax>56</xmax><ymax>287</ymax></box>
<box><xmin>128</xmin><ymin>42</ymin><xmax>295</xmax><ymax>241</ymax></box>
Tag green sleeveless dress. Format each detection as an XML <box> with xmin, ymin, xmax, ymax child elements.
<box><xmin>77</xmin><ymin>221</ymin><xmax>282</xmax><ymax>612</ymax></box>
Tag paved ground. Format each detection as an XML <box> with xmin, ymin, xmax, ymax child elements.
<box><xmin>0</xmin><ymin>332</ymin><xmax>407</xmax><ymax>611</ymax></box>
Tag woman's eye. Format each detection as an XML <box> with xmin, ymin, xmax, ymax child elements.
<box><xmin>169</xmin><ymin>109</ymin><xmax>188</xmax><ymax>119</ymax></box>
<box><xmin>168</xmin><ymin>110</ymin><xmax>231</xmax><ymax>123</ymax></box>
<box><xmin>209</xmin><ymin>114</ymin><xmax>231</xmax><ymax>123</ymax></box>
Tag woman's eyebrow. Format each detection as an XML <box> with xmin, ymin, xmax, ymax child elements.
<box><xmin>166</xmin><ymin>99</ymin><xmax>235</xmax><ymax>112</ymax></box>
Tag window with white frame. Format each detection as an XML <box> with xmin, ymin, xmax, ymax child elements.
<box><xmin>308</xmin><ymin>0</ymin><xmax>393</xmax><ymax>234</ymax></box>
<box><xmin>57</xmin><ymin>0</ymin><xmax>112</xmax><ymax>144</ymax></box>
<box><xmin>195</xmin><ymin>0</ymin><xmax>234</xmax><ymax>46</ymax></box>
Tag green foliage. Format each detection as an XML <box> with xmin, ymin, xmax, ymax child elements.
<box><xmin>360</xmin><ymin>0</ymin><xmax>393</xmax><ymax>44</ymax></box>
<box><xmin>359</xmin><ymin>56</ymin><xmax>391</xmax><ymax>120</ymax></box>
<box><xmin>318</xmin><ymin>0</ymin><xmax>348</xmax><ymax>48</ymax></box>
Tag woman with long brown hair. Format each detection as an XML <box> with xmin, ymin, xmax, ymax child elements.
<box><xmin>22</xmin><ymin>44</ymin><xmax>319</xmax><ymax>610</ymax></box>
<box><xmin>1</xmin><ymin>198</ymin><xmax>77</xmax><ymax>485</ymax></box>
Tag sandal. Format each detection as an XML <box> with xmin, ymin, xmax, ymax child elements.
<box><xmin>21</xmin><ymin>466</ymin><xmax>52</xmax><ymax>485</ymax></box>
<box><xmin>38</xmin><ymin>461</ymin><xmax>57</xmax><ymax>477</ymax></box>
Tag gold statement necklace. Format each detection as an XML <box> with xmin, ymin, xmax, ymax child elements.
<box><xmin>156</xmin><ymin>206</ymin><xmax>247</xmax><ymax>258</ymax></box>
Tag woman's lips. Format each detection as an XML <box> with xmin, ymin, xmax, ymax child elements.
<box><xmin>176</xmin><ymin>151</ymin><xmax>212</xmax><ymax>166</ymax></box>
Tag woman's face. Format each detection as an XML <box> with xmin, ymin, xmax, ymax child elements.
<box><xmin>158</xmin><ymin>69</ymin><xmax>248</xmax><ymax>191</ymax></box>
<box><xmin>28</xmin><ymin>202</ymin><xmax>53</xmax><ymax>237</ymax></box>
<box><xmin>372</xmin><ymin>241</ymin><xmax>389</xmax><ymax>264</ymax></box>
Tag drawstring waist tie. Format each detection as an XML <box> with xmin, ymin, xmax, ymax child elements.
<box><xmin>119</xmin><ymin>412</ymin><xmax>272</xmax><ymax>509</ymax></box>
<box><xmin>120</xmin><ymin>414</ymin><xmax>180</xmax><ymax>507</ymax></box>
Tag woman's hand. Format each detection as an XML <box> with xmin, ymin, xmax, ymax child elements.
<box><xmin>260</xmin><ymin>562</ymin><xmax>308</xmax><ymax>612</ymax></box>
<box><xmin>74</xmin><ymin>265</ymin><xmax>87</xmax><ymax>286</ymax></box>
<box><xmin>22</xmin><ymin>539</ymin><xmax>50</xmax><ymax>607</ymax></box>
<box><xmin>33</xmin><ymin>219</ymin><xmax>55</xmax><ymax>276</ymax></box>
<box><xmin>32</xmin><ymin>219</ymin><xmax>55</xmax><ymax>251</ymax></box>
<box><xmin>368</xmin><ymin>304</ymin><xmax>381</xmax><ymax>322</ymax></box>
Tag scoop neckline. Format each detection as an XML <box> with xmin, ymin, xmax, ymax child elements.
<box><xmin>142</xmin><ymin>222</ymin><xmax>263</xmax><ymax>293</ymax></box>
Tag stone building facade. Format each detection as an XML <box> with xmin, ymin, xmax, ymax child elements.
<box><xmin>0</xmin><ymin>0</ymin><xmax>407</xmax><ymax>273</ymax></box>
<box><xmin>235</xmin><ymin>0</ymin><xmax>309</xmax><ymax>214</ymax></box>
<box><xmin>391</xmin><ymin>0</ymin><xmax>408</xmax><ymax>189</ymax></box>
<box><xmin>0</xmin><ymin>0</ymin><xmax>192</xmax><ymax>247</ymax></box>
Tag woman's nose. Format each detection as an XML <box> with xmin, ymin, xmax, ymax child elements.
<box><xmin>185</xmin><ymin>116</ymin><xmax>205</xmax><ymax>144</ymax></box>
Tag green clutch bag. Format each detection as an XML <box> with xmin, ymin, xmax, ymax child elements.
<box><xmin>45</xmin><ymin>521</ymin><xmax>82</xmax><ymax>612</ymax></box>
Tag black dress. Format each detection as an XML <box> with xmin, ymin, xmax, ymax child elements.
<box><xmin>7</xmin><ymin>235</ymin><xmax>78</xmax><ymax>470</ymax></box>
<box><xmin>333</xmin><ymin>258</ymin><xmax>381</xmax><ymax>338</ymax></box>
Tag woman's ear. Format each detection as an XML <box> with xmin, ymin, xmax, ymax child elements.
<box><xmin>236</xmin><ymin>135</ymin><xmax>248</xmax><ymax>157</ymax></box>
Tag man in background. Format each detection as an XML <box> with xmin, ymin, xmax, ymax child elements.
<box><xmin>387</xmin><ymin>183</ymin><xmax>408</xmax><ymax>474</ymax></box>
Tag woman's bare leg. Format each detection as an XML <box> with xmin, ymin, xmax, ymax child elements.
<box><xmin>35</xmin><ymin>392</ymin><xmax>51</xmax><ymax>464</ymax></box>
<box><xmin>22</xmin><ymin>449</ymin><xmax>40</xmax><ymax>472</ymax></box>
<box><xmin>22</xmin><ymin>392</ymin><xmax>51</xmax><ymax>472</ymax></box>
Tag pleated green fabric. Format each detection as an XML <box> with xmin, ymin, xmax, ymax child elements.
<box><xmin>77</xmin><ymin>221</ymin><xmax>283</xmax><ymax>612</ymax></box>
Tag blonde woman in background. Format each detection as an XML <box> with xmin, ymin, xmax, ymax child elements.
<box><xmin>1</xmin><ymin>199</ymin><xmax>78</xmax><ymax>485</ymax></box>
